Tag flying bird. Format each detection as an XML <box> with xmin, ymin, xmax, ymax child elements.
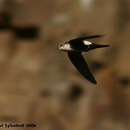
<box><xmin>58</xmin><ymin>35</ymin><xmax>110</xmax><ymax>84</ymax></box>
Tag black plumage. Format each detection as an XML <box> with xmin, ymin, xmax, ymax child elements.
<box><xmin>68</xmin><ymin>51</ymin><xmax>97</xmax><ymax>84</ymax></box>
<box><xmin>59</xmin><ymin>35</ymin><xmax>109</xmax><ymax>84</ymax></box>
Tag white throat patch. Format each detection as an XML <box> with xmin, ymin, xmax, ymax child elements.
<box><xmin>83</xmin><ymin>40</ymin><xmax>92</xmax><ymax>45</ymax></box>
<box><xmin>64</xmin><ymin>44</ymin><xmax>71</xmax><ymax>50</ymax></box>
<box><xmin>59</xmin><ymin>43</ymin><xmax>72</xmax><ymax>51</ymax></box>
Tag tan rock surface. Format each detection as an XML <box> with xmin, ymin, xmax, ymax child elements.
<box><xmin>0</xmin><ymin>0</ymin><xmax>129</xmax><ymax>130</ymax></box>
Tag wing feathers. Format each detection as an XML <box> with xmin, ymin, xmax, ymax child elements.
<box><xmin>68</xmin><ymin>52</ymin><xmax>97</xmax><ymax>84</ymax></box>
<box><xmin>69</xmin><ymin>35</ymin><xmax>103</xmax><ymax>42</ymax></box>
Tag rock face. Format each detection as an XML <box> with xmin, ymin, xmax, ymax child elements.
<box><xmin>0</xmin><ymin>0</ymin><xmax>130</xmax><ymax>130</ymax></box>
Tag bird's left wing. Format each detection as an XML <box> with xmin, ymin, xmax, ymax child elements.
<box><xmin>69</xmin><ymin>35</ymin><xmax>103</xmax><ymax>42</ymax></box>
<box><xmin>68</xmin><ymin>51</ymin><xmax>97</xmax><ymax>84</ymax></box>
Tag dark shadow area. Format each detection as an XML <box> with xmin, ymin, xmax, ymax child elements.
<box><xmin>91</xmin><ymin>61</ymin><xmax>106</xmax><ymax>72</ymax></box>
<box><xmin>12</xmin><ymin>26</ymin><xmax>40</xmax><ymax>39</ymax></box>
<box><xmin>0</xmin><ymin>12</ymin><xmax>12</xmax><ymax>30</ymax></box>
<box><xmin>67</xmin><ymin>83</ymin><xmax>84</xmax><ymax>102</ymax></box>
<box><xmin>119</xmin><ymin>76</ymin><xmax>130</xmax><ymax>87</ymax></box>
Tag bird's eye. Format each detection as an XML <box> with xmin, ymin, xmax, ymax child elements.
<box><xmin>65</xmin><ymin>42</ymin><xmax>68</xmax><ymax>44</ymax></box>
<box><xmin>59</xmin><ymin>43</ymin><xmax>63</xmax><ymax>47</ymax></box>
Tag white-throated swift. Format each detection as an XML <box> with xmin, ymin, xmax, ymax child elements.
<box><xmin>59</xmin><ymin>35</ymin><xmax>109</xmax><ymax>84</ymax></box>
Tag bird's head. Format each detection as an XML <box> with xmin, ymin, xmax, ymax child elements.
<box><xmin>58</xmin><ymin>42</ymin><xmax>73</xmax><ymax>51</ymax></box>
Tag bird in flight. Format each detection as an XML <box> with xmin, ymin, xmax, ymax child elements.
<box><xmin>58</xmin><ymin>35</ymin><xmax>109</xmax><ymax>84</ymax></box>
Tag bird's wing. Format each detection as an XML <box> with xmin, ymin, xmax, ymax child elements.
<box><xmin>69</xmin><ymin>35</ymin><xmax>103</xmax><ymax>42</ymax></box>
<box><xmin>68</xmin><ymin>51</ymin><xmax>97</xmax><ymax>84</ymax></box>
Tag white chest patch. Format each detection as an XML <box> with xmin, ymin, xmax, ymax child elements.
<box><xmin>60</xmin><ymin>43</ymin><xmax>73</xmax><ymax>51</ymax></box>
<box><xmin>83</xmin><ymin>40</ymin><xmax>92</xmax><ymax>45</ymax></box>
<box><xmin>64</xmin><ymin>44</ymin><xmax>71</xmax><ymax>49</ymax></box>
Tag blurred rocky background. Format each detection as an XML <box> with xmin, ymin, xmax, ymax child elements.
<box><xmin>0</xmin><ymin>0</ymin><xmax>130</xmax><ymax>130</ymax></box>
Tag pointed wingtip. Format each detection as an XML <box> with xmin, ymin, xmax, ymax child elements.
<box><xmin>68</xmin><ymin>52</ymin><xmax>98</xmax><ymax>85</ymax></box>
<box><xmin>93</xmin><ymin>80</ymin><xmax>97</xmax><ymax>84</ymax></box>
<box><xmin>103</xmin><ymin>44</ymin><xmax>110</xmax><ymax>47</ymax></box>
<box><xmin>89</xmin><ymin>78</ymin><xmax>97</xmax><ymax>84</ymax></box>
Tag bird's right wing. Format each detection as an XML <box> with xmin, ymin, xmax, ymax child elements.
<box><xmin>68</xmin><ymin>52</ymin><xmax>97</xmax><ymax>84</ymax></box>
<box><xmin>69</xmin><ymin>35</ymin><xmax>103</xmax><ymax>42</ymax></box>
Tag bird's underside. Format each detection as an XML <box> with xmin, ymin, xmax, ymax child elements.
<box><xmin>68</xmin><ymin>51</ymin><xmax>97</xmax><ymax>84</ymax></box>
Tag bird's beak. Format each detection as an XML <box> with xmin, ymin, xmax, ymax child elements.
<box><xmin>90</xmin><ymin>43</ymin><xmax>110</xmax><ymax>50</ymax></box>
<box><xmin>58</xmin><ymin>43</ymin><xmax>64</xmax><ymax>50</ymax></box>
<box><xmin>58</xmin><ymin>43</ymin><xmax>72</xmax><ymax>51</ymax></box>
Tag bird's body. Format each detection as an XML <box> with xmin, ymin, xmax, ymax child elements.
<box><xmin>59</xmin><ymin>35</ymin><xmax>109</xmax><ymax>84</ymax></box>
